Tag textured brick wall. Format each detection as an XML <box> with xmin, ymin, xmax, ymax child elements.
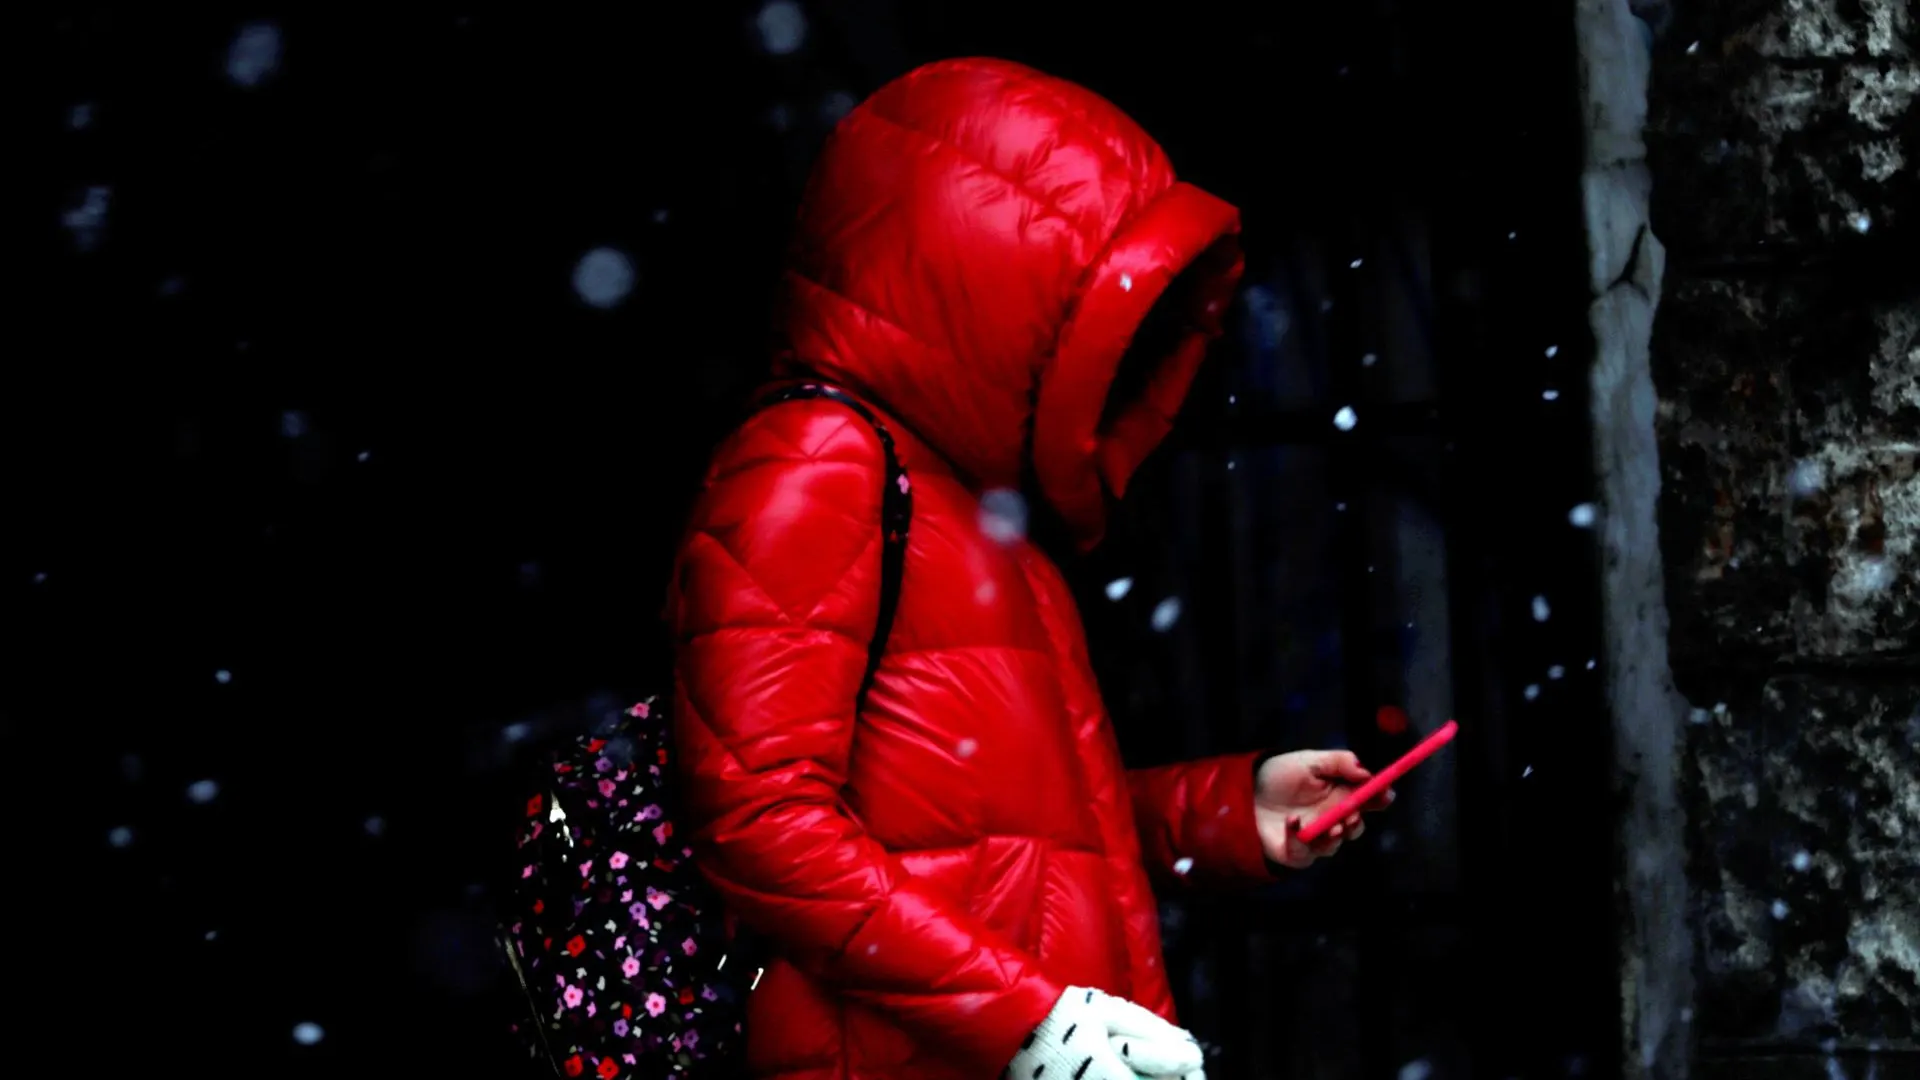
<box><xmin>1638</xmin><ymin>0</ymin><xmax>1918</xmax><ymax>1077</ymax></box>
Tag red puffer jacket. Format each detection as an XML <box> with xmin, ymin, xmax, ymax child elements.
<box><xmin>668</xmin><ymin>58</ymin><xmax>1269</xmax><ymax>1080</ymax></box>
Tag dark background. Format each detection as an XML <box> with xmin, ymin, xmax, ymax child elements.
<box><xmin>19</xmin><ymin>3</ymin><xmax>1617</xmax><ymax>1077</ymax></box>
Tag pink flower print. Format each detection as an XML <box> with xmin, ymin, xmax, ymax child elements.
<box><xmin>644</xmin><ymin>992</ymin><xmax>667</xmax><ymax>1017</ymax></box>
<box><xmin>621</xmin><ymin>955</ymin><xmax>641</xmax><ymax>978</ymax></box>
<box><xmin>652</xmin><ymin>823</ymin><xmax>671</xmax><ymax>846</ymax></box>
<box><xmin>700</xmin><ymin>985</ymin><xmax>717</xmax><ymax>1001</ymax></box>
<box><xmin>648</xmin><ymin>765</ymin><xmax>660</xmax><ymax>777</ymax></box>
<box><xmin>578</xmin><ymin>859</ymin><xmax>594</xmax><ymax>878</ymax></box>
<box><xmin>620</xmin><ymin>889</ymin><xmax>633</xmax><ymax>902</ymax></box>
<box><xmin>638</xmin><ymin>804</ymin><xmax>662</xmax><ymax>821</ymax></box>
<box><xmin>628</xmin><ymin>901</ymin><xmax>649</xmax><ymax>927</ymax></box>
<box><xmin>684</xmin><ymin>1031</ymin><xmax>699</xmax><ymax>1050</ymax></box>
<box><xmin>613</xmin><ymin>935</ymin><xmax>626</xmax><ymax>950</ymax></box>
<box><xmin>521</xmin><ymin>864</ymin><xmax>535</xmax><ymax>879</ymax></box>
<box><xmin>595</xmin><ymin>756</ymin><xmax>613</xmax><ymax>773</ymax></box>
<box><xmin>562</xmin><ymin>984</ymin><xmax>584</xmax><ymax>1009</ymax></box>
<box><xmin>612</xmin><ymin>1019</ymin><xmax>629</xmax><ymax>1038</ymax></box>
<box><xmin>628</xmin><ymin>701</ymin><xmax>650</xmax><ymax>719</ymax></box>
<box><xmin>529</xmin><ymin>821</ymin><xmax>543</xmax><ymax>839</ymax></box>
<box><xmin>608</xmin><ymin>850</ymin><xmax>629</xmax><ymax>870</ymax></box>
<box><xmin>646</xmin><ymin>887</ymin><xmax>672</xmax><ymax>911</ymax></box>
<box><xmin>622</xmin><ymin>1054</ymin><xmax>636</xmax><ymax>1066</ymax></box>
<box><xmin>681</xmin><ymin>937</ymin><xmax>697</xmax><ymax>956</ymax></box>
<box><xmin>598</xmin><ymin>779</ymin><xmax>617</xmax><ymax>798</ymax></box>
<box><xmin>585</xmin><ymin>1001</ymin><xmax>596</xmax><ymax>1017</ymax></box>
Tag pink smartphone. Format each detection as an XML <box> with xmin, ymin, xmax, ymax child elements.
<box><xmin>1296</xmin><ymin>719</ymin><xmax>1458</xmax><ymax>843</ymax></box>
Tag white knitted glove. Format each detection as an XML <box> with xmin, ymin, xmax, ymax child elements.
<box><xmin>1005</xmin><ymin>986</ymin><xmax>1206</xmax><ymax>1080</ymax></box>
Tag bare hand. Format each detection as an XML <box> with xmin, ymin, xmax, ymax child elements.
<box><xmin>1253</xmin><ymin>750</ymin><xmax>1394</xmax><ymax>869</ymax></box>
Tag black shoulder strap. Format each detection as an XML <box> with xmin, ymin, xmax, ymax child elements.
<box><xmin>747</xmin><ymin>383</ymin><xmax>912</xmax><ymax>713</ymax></box>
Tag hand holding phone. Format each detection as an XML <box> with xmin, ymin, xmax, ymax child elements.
<box><xmin>1296</xmin><ymin>720</ymin><xmax>1457</xmax><ymax>843</ymax></box>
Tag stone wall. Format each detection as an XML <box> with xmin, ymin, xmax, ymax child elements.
<box><xmin>1630</xmin><ymin>0</ymin><xmax>1918</xmax><ymax>1077</ymax></box>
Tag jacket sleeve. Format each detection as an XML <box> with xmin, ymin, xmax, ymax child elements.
<box><xmin>1127</xmin><ymin>751</ymin><xmax>1279</xmax><ymax>886</ymax></box>
<box><xmin>668</xmin><ymin>402</ymin><xmax>1063</xmax><ymax>1072</ymax></box>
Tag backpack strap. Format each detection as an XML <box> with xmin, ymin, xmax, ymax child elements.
<box><xmin>746</xmin><ymin>383</ymin><xmax>912</xmax><ymax>713</ymax></box>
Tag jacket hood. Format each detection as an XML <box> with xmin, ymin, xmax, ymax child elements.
<box><xmin>772</xmin><ymin>57</ymin><xmax>1244</xmax><ymax>550</ymax></box>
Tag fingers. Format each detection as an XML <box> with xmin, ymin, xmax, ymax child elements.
<box><xmin>1312</xmin><ymin>750</ymin><xmax>1372</xmax><ymax>785</ymax></box>
<box><xmin>1089</xmin><ymin>990</ymin><xmax>1192</xmax><ymax>1042</ymax></box>
<box><xmin>1109</xmin><ymin>1034</ymin><xmax>1203</xmax><ymax>1077</ymax></box>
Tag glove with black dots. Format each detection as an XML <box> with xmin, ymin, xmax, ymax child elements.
<box><xmin>1005</xmin><ymin>986</ymin><xmax>1206</xmax><ymax>1080</ymax></box>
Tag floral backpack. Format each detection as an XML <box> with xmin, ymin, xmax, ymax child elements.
<box><xmin>499</xmin><ymin>383</ymin><xmax>913</xmax><ymax>1079</ymax></box>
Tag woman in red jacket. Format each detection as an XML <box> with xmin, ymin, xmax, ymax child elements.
<box><xmin>668</xmin><ymin>58</ymin><xmax>1388</xmax><ymax>1080</ymax></box>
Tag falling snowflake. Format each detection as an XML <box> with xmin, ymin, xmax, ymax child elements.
<box><xmin>978</xmin><ymin>489</ymin><xmax>1027</xmax><ymax>545</ymax></box>
<box><xmin>1105</xmin><ymin>577</ymin><xmax>1134</xmax><ymax>601</ymax></box>
<box><xmin>1545</xmin><ymin>345</ymin><xmax>1559</xmax><ymax>358</ymax></box>
<box><xmin>1787</xmin><ymin>459</ymin><xmax>1826</xmax><ymax>498</ymax></box>
<box><xmin>215</xmin><ymin>669</ymin><xmax>233</xmax><ymax>684</ymax></box>
<box><xmin>1791</xmin><ymin>850</ymin><xmax>1812</xmax><ymax>872</ymax></box>
<box><xmin>32</xmin><ymin>572</ymin><xmax>48</xmax><ymax>585</ymax></box>
<box><xmin>1587</xmin><ymin>658</ymin><xmax>1598</xmax><ymax>670</ymax></box>
<box><xmin>1543</xmin><ymin>389</ymin><xmax>1561</xmax><ymax>401</ymax></box>
<box><xmin>108</xmin><ymin>826</ymin><xmax>134</xmax><ymax>848</ymax></box>
<box><xmin>364</xmin><ymin>816</ymin><xmax>386</xmax><ymax>837</ymax></box>
<box><xmin>1151</xmin><ymin>597</ymin><xmax>1183</xmax><ymax>632</ymax></box>
<box><xmin>1849</xmin><ymin>212</ymin><xmax>1871</xmax><ymax>234</ymax></box>
<box><xmin>292</xmin><ymin>1021</ymin><xmax>325</xmax><ymax>1045</ymax></box>
<box><xmin>1524</xmin><ymin>684</ymin><xmax>1541</xmax><ymax>701</ymax></box>
<box><xmin>187</xmin><ymin>779</ymin><xmax>219</xmax><ymax>804</ymax></box>
<box><xmin>1333</xmin><ymin>406</ymin><xmax>1358</xmax><ymax>431</ymax></box>
<box><xmin>204</xmin><ymin>929</ymin><xmax>218</xmax><ymax>941</ymax></box>
<box><xmin>1119</xmin><ymin>273</ymin><xmax>1134</xmax><ymax>292</ymax></box>
<box><xmin>1689</xmin><ymin>707</ymin><xmax>1712</xmax><ymax>725</ymax></box>
<box><xmin>62</xmin><ymin>185</ymin><xmax>112</xmax><ymax>252</ymax></box>
<box><xmin>818</xmin><ymin>91</ymin><xmax>857</xmax><ymax>125</ymax></box>
<box><xmin>573</xmin><ymin>247</ymin><xmax>636</xmax><ymax>309</ymax></box>
<box><xmin>357</xmin><ymin>451</ymin><xmax>371</xmax><ymax>463</ymax></box>
<box><xmin>755</xmin><ymin>1</ymin><xmax>807</xmax><ymax>55</ymax></box>
<box><xmin>974</xmin><ymin>581</ymin><xmax>996</xmax><ymax>604</ymax></box>
<box><xmin>1349</xmin><ymin>258</ymin><xmax>1364</xmax><ymax>269</ymax></box>
<box><xmin>1771</xmin><ymin>900</ymin><xmax>1790</xmax><ymax>920</ymax></box>
<box><xmin>281</xmin><ymin>411</ymin><xmax>309</xmax><ymax>438</ymax></box>
<box><xmin>1685</xmin><ymin>41</ymin><xmax>1700</xmax><ymax>54</ymax></box>
<box><xmin>70</xmin><ymin>102</ymin><xmax>93</xmax><ymax>129</ymax></box>
<box><xmin>1532</xmin><ymin>595</ymin><xmax>1551</xmax><ymax>622</ymax></box>
<box><xmin>955</xmin><ymin>738</ymin><xmax>978</xmax><ymax>759</ymax></box>
<box><xmin>1362</xmin><ymin>352</ymin><xmax>1378</xmax><ymax>367</ymax></box>
<box><xmin>227</xmin><ymin>22</ymin><xmax>283</xmax><ymax>88</ymax></box>
<box><xmin>1172</xmin><ymin>857</ymin><xmax>1194</xmax><ymax>876</ymax></box>
<box><xmin>1521</xmin><ymin>765</ymin><xmax>1534</xmax><ymax>778</ymax></box>
<box><xmin>1398</xmin><ymin>1059</ymin><xmax>1434</xmax><ymax>1080</ymax></box>
<box><xmin>1569</xmin><ymin>503</ymin><xmax>1597</xmax><ymax>528</ymax></box>
<box><xmin>1548</xmin><ymin>665</ymin><xmax>1566</xmax><ymax>680</ymax></box>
